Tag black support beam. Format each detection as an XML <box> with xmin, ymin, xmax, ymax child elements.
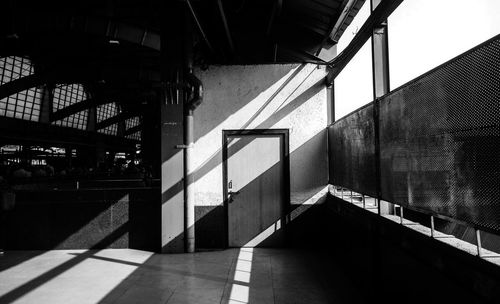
<box><xmin>124</xmin><ymin>124</ymin><xmax>142</xmax><ymax>136</ymax></box>
<box><xmin>315</xmin><ymin>0</ymin><xmax>352</xmax><ymax>55</ymax></box>
<box><xmin>96</xmin><ymin>112</ymin><xmax>137</xmax><ymax>130</ymax></box>
<box><xmin>0</xmin><ymin>116</ymin><xmax>137</xmax><ymax>150</ymax></box>
<box><xmin>0</xmin><ymin>74</ymin><xmax>43</xmax><ymax>100</ymax></box>
<box><xmin>186</xmin><ymin>0</ymin><xmax>214</xmax><ymax>54</ymax></box>
<box><xmin>279</xmin><ymin>46</ymin><xmax>326</xmax><ymax>64</ymax></box>
<box><xmin>217</xmin><ymin>0</ymin><xmax>234</xmax><ymax>56</ymax></box>
<box><xmin>267</xmin><ymin>0</ymin><xmax>283</xmax><ymax>36</ymax></box>
<box><xmin>326</xmin><ymin>0</ymin><xmax>403</xmax><ymax>84</ymax></box>
<box><xmin>50</xmin><ymin>98</ymin><xmax>110</xmax><ymax>122</ymax></box>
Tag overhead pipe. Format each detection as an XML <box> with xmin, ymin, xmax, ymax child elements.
<box><xmin>325</xmin><ymin>0</ymin><xmax>403</xmax><ymax>84</ymax></box>
<box><xmin>182</xmin><ymin>70</ymin><xmax>203</xmax><ymax>254</ymax></box>
<box><xmin>182</xmin><ymin>9</ymin><xmax>203</xmax><ymax>253</ymax></box>
<box><xmin>185</xmin><ymin>72</ymin><xmax>203</xmax><ymax>114</ymax></box>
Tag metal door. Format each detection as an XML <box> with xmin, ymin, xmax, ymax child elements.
<box><xmin>224</xmin><ymin>130</ymin><xmax>288</xmax><ymax>247</ymax></box>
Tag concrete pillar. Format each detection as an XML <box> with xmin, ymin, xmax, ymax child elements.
<box><xmin>160</xmin><ymin>99</ymin><xmax>185</xmax><ymax>253</ymax></box>
<box><xmin>184</xmin><ymin>113</ymin><xmax>195</xmax><ymax>253</ymax></box>
<box><xmin>160</xmin><ymin>1</ymin><xmax>186</xmax><ymax>253</ymax></box>
<box><xmin>141</xmin><ymin>97</ymin><xmax>161</xmax><ymax>178</ymax></box>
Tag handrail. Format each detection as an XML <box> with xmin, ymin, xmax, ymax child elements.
<box><xmin>328</xmin><ymin>35</ymin><xmax>500</xmax><ymax>236</ymax></box>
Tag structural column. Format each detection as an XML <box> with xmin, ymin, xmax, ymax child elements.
<box><xmin>184</xmin><ymin>111</ymin><xmax>195</xmax><ymax>253</ymax></box>
<box><xmin>326</xmin><ymin>79</ymin><xmax>335</xmax><ymax>125</ymax></box>
<box><xmin>160</xmin><ymin>91</ymin><xmax>185</xmax><ymax>253</ymax></box>
<box><xmin>183</xmin><ymin>13</ymin><xmax>197</xmax><ymax>254</ymax></box>
<box><xmin>160</xmin><ymin>1</ymin><xmax>187</xmax><ymax>253</ymax></box>
<box><xmin>371</xmin><ymin>0</ymin><xmax>393</xmax><ymax>215</ymax></box>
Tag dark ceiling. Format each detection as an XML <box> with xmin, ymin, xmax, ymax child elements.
<box><xmin>0</xmin><ymin>0</ymin><xmax>363</xmax><ymax>111</ymax></box>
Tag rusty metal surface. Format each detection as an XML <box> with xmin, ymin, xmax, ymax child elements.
<box><xmin>330</xmin><ymin>35</ymin><xmax>500</xmax><ymax>233</ymax></box>
<box><xmin>329</xmin><ymin>103</ymin><xmax>377</xmax><ymax>197</ymax></box>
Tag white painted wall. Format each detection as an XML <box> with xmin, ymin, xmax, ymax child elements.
<box><xmin>192</xmin><ymin>64</ymin><xmax>328</xmax><ymax>208</ymax></box>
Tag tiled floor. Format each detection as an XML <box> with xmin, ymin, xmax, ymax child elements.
<box><xmin>0</xmin><ymin>248</ymin><xmax>364</xmax><ymax>304</ymax></box>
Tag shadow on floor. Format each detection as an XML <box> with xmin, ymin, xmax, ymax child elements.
<box><xmin>0</xmin><ymin>247</ymin><xmax>366</xmax><ymax>304</ymax></box>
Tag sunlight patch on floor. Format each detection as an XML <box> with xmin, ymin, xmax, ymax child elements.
<box><xmin>228</xmin><ymin>248</ymin><xmax>254</xmax><ymax>303</ymax></box>
<box><xmin>0</xmin><ymin>249</ymin><xmax>153</xmax><ymax>304</ymax></box>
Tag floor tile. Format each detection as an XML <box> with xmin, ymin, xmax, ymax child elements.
<box><xmin>0</xmin><ymin>248</ymin><xmax>364</xmax><ymax>304</ymax></box>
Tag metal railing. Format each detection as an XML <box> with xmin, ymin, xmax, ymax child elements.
<box><xmin>328</xmin><ymin>34</ymin><xmax>500</xmax><ymax>255</ymax></box>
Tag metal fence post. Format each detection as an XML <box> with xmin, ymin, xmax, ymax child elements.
<box><xmin>400</xmin><ymin>206</ymin><xmax>404</xmax><ymax>224</ymax></box>
<box><xmin>430</xmin><ymin>215</ymin><xmax>435</xmax><ymax>238</ymax></box>
<box><xmin>476</xmin><ymin>229</ymin><xmax>482</xmax><ymax>257</ymax></box>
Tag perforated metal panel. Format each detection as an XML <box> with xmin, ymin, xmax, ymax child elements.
<box><xmin>329</xmin><ymin>35</ymin><xmax>500</xmax><ymax>234</ymax></box>
<box><xmin>379</xmin><ymin>36</ymin><xmax>500</xmax><ymax>232</ymax></box>
<box><xmin>329</xmin><ymin>104</ymin><xmax>377</xmax><ymax>197</ymax></box>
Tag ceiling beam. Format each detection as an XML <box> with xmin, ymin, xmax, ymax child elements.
<box><xmin>329</xmin><ymin>0</ymin><xmax>366</xmax><ymax>43</ymax></box>
<box><xmin>315</xmin><ymin>0</ymin><xmax>362</xmax><ymax>55</ymax></box>
<box><xmin>267</xmin><ymin>0</ymin><xmax>283</xmax><ymax>36</ymax></box>
<box><xmin>96</xmin><ymin>111</ymin><xmax>137</xmax><ymax>130</ymax></box>
<box><xmin>217</xmin><ymin>0</ymin><xmax>235</xmax><ymax>55</ymax></box>
<box><xmin>12</xmin><ymin>14</ymin><xmax>160</xmax><ymax>51</ymax></box>
<box><xmin>326</xmin><ymin>0</ymin><xmax>403</xmax><ymax>84</ymax></box>
<box><xmin>279</xmin><ymin>46</ymin><xmax>326</xmax><ymax>64</ymax></box>
<box><xmin>186</xmin><ymin>0</ymin><xmax>215</xmax><ymax>53</ymax></box>
<box><xmin>292</xmin><ymin>20</ymin><xmax>331</xmax><ymax>40</ymax></box>
<box><xmin>86</xmin><ymin>18</ymin><xmax>161</xmax><ymax>50</ymax></box>
<box><xmin>309</xmin><ymin>0</ymin><xmax>340</xmax><ymax>11</ymax></box>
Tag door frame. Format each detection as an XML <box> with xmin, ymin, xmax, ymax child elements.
<box><xmin>222</xmin><ymin>129</ymin><xmax>290</xmax><ymax>248</ymax></box>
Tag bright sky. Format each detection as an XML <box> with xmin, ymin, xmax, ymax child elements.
<box><xmin>334</xmin><ymin>0</ymin><xmax>500</xmax><ymax>120</ymax></box>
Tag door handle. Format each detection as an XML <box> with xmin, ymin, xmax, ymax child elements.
<box><xmin>228</xmin><ymin>190</ymin><xmax>240</xmax><ymax>203</ymax></box>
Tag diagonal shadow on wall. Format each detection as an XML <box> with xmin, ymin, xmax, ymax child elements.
<box><xmin>160</xmin><ymin>71</ymin><xmax>325</xmax><ymax>211</ymax></box>
<box><xmin>196</xmin><ymin>130</ymin><xmax>328</xmax><ymax>248</ymax></box>
<box><xmin>192</xmin><ymin>64</ymin><xmax>302</xmax><ymax>142</ymax></box>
